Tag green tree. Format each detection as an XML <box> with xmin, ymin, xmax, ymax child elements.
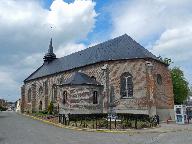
<box><xmin>47</xmin><ymin>101</ymin><xmax>54</xmax><ymax>114</ymax></box>
<box><xmin>0</xmin><ymin>106</ymin><xmax>7</xmax><ymax>111</ymax></box>
<box><xmin>171</xmin><ymin>67</ymin><xmax>189</xmax><ymax>104</ymax></box>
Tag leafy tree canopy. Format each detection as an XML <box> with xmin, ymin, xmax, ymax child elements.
<box><xmin>171</xmin><ymin>67</ymin><xmax>189</xmax><ymax>104</ymax></box>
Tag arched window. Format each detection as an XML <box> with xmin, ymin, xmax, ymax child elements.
<box><xmin>43</xmin><ymin>81</ymin><xmax>48</xmax><ymax>95</ymax></box>
<box><xmin>157</xmin><ymin>74</ymin><xmax>162</xmax><ymax>85</ymax></box>
<box><xmin>91</xmin><ymin>76</ymin><xmax>96</xmax><ymax>81</ymax></box>
<box><xmin>120</xmin><ymin>72</ymin><xmax>133</xmax><ymax>98</ymax></box>
<box><xmin>93</xmin><ymin>91</ymin><xmax>98</xmax><ymax>104</ymax></box>
<box><xmin>28</xmin><ymin>88</ymin><xmax>32</xmax><ymax>102</ymax></box>
<box><xmin>52</xmin><ymin>85</ymin><xmax>57</xmax><ymax>102</ymax></box>
<box><xmin>60</xmin><ymin>76</ymin><xmax>64</xmax><ymax>84</ymax></box>
<box><xmin>39</xmin><ymin>101</ymin><xmax>42</xmax><ymax>111</ymax></box>
<box><xmin>39</xmin><ymin>86</ymin><xmax>43</xmax><ymax>95</ymax></box>
<box><xmin>63</xmin><ymin>91</ymin><xmax>67</xmax><ymax>104</ymax></box>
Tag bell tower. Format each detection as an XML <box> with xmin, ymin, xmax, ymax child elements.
<box><xmin>43</xmin><ymin>38</ymin><xmax>56</xmax><ymax>63</ymax></box>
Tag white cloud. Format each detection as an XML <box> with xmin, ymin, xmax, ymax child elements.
<box><xmin>152</xmin><ymin>25</ymin><xmax>192</xmax><ymax>62</ymax></box>
<box><xmin>151</xmin><ymin>25</ymin><xmax>192</xmax><ymax>84</ymax></box>
<box><xmin>0</xmin><ymin>0</ymin><xmax>96</xmax><ymax>53</ymax></box>
<box><xmin>0</xmin><ymin>71</ymin><xmax>17</xmax><ymax>87</ymax></box>
<box><xmin>110</xmin><ymin>0</ymin><xmax>192</xmax><ymax>84</ymax></box>
<box><xmin>111</xmin><ymin>0</ymin><xmax>192</xmax><ymax>40</ymax></box>
<box><xmin>111</xmin><ymin>0</ymin><xmax>163</xmax><ymax>40</ymax></box>
<box><xmin>55</xmin><ymin>43</ymin><xmax>86</xmax><ymax>57</ymax></box>
<box><xmin>21</xmin><ymin>53</ymin><xmax>43</xmax><ymax>67</ymax></box>
<box><xmin>0</xmin><ymin>0</ymin><xmax>97</xmax><ymax>101</ymax></box>
<box><xmin>0</xmin><ymin>71</ymin><xmax>19</xmax><ymax>100</ymax></box>
<box><xmin>47</xmin><ymin>0</ymin><xmax>97</xmax><ymax>44</ymax></box>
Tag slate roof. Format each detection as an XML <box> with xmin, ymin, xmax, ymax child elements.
<box><xmin>60</xmin><ymin>72</ymin><xmax>101</xmax><ymax>86</ymax></box>
<box><xmin>24</xmin><ymin>34</ymin><xmax>161</xmax><ymax>82</ymax></box>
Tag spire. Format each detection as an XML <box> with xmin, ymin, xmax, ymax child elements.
<box><xmin>48</xmin><ymin>38</ymin><xmax>53</xmax><ymax>53</ymax></box>
<box><xmin>43</xmin><ymin>38</ymin><xmax>56</xmax><ymax>63</ymax></box>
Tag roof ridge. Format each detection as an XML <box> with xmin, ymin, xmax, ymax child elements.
<box><xmin>61</xmin><ymin>71</ymin><xmax>100</xmax><ymax>85</ymax></box>
<box><xmin>24</xmin><ymin>34</ymin><xmax>163</xmax><ymax>82</ymax></box>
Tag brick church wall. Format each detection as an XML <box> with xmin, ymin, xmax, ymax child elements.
<box><xmin>22</xmin><ymin>59</ymin><xmax>174</xmax><ymax>118</ymax></box>
<box><xmin>107</xmin><ymin>59</ymin><xmax>149</xmax><ymax>114</ymax></box>
<box><xmin>152</xmin><ymin>61</ymin><xmax>174</xmax><ymax>109</ymax></box>
<box><xmin>59</xmin><ymin>85</ymin><xmax>103</xmax><ymax>114</ymax></box>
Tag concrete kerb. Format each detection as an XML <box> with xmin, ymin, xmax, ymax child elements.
<box><xmin>20</xmin><ymin>113</ymin><xmax>190</xmax><ymax>134</ymax></box>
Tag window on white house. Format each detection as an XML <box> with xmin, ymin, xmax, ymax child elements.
<box><xmin>120</xmin><ymin>72</ymin><xmax>133</xmax><ymax>98</ymax></box>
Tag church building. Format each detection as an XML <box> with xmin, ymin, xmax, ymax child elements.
<box><xmin>21</xmin><ymin>34</ymin><xmax>174</xmax><ymax>121</ymax></box>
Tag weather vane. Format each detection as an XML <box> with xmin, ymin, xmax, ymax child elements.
<box><xmin>49</xmin><ymin>25</ymin><xmax>56</xmax><ymax>39</ymax></box>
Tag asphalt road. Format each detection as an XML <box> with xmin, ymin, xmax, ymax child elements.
<box><xmin>0</xmin><ymin>111</ymin><xmax>192</xmax><ymax>144</ymax></box>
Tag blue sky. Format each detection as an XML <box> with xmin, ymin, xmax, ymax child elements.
<box><xmin>0</xmin><ymin>0</ymin><xmax>191</xmax><ymax>101</ymax></box>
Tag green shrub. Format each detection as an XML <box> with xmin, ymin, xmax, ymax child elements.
<box><xmin>0</xmin><ymin>106</ymin><xmax>7</xmax><ymax>111</ymax></box>
<box><xmin>41</xmin><ymin>110</ymin><xmax>48</xmax><ymax>114</ymax></box>
<box><xmin>98</xmin><ymin>119</ymin><xmax>108</xmax><ymax>128</ymax></box>
<box><xmin>47</xmin><ymin>101</ymin><xmax>54</xmax><ymax>114</ymax></box>
<box><xmin>123</xmin><ymin>120</ymin><xmax>132</xmax><ymax>128</ymax></box>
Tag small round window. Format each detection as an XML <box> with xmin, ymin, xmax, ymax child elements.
<box><xmin>157</xmin><ymin>74</ymin><xmax>162</xmax><ymax>85</ymax></box>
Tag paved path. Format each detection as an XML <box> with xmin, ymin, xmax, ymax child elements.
<box><xmin>0</xmin><ymin>111</ymin><xmax>192</xmax><ymax>144</ymax></box>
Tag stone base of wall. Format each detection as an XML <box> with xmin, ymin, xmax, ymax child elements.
<box><xmin>156</xmin><ymin>108</ymin><xmax>175</xmax><ymax>121</ymax></box>
<box><xmin>115</xmin><ymin>109</ymin><xmax>149</xmax><ymax>115</ymax></box>
<box><xmin>59</xmin><ymin>108</ymin><xmax>150</xmax><ymax>115</ymax></box>
<box><xmin>59</xmin><ymin>109</ymin><xmax>102</xmax><ymax>114</ymax></box>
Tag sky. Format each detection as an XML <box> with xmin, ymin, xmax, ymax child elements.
<box><xmin>0</xmin><ymin>0</ymin><xmax>191</xmax><ymax>102</ymax></box>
